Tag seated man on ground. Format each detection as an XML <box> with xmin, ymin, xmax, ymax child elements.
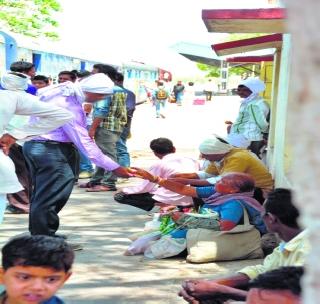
<box><xmin>177</xmin><ymin>188</ymin><xmax>309</xmax><ymax>303</ymax></box>
<box><xmin>114</xmin><ymin>137</ymin><xmax>199</xmax><ymax>211</ymax></box>
<box><xmin>0</xmin><ymin>234</ymin><xmax>74</xmax><ymax>304</ymax></box>
<box><xmin>191</xmin><ymin>266</ymin><xmax>303</xmax><ymax>304</ymax></box>
<box><xmin>170</xmin><ymin>135</ymin><xmax>273</xmax><ymax>198</ymax></box>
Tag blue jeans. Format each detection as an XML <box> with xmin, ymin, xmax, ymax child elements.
<box><xmin>23</xmin><ymin>141</ymin><xmax>77</xmax><ymax>235</ymax></box>
<box><xmin>79</xmin><ymin>151</ymin><xmax>94</xmax><ymax>172</ymax></box>
<box><xmin>155</xmin><ymin>100</ymin><xmax>165</xmax><ymax>117</ymax></box>
<box><xmin>116</xmin><ymin>125</ymin><xmax>130</xmax><ymax>167</ymax></box>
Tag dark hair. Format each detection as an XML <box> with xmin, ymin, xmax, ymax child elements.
<box><xmin>264</xmin><ymin>188</ymin><xmax>300</xmax><ymax>228</ymax></box>
<box><xmin>253</xmin><ymin>187</ymin><xmax>265</xmax><ymax>204</ymax></box>
<box><xmin>58</xmin><ymin>71</ymin><xmax>77</xmax><ymax>82</ymax></box>
<box><xmin>249</xmin><ymin>266</ymin><xmax>304</xmax><ymax>295</ymax></box>
<box><xmin>222</xmin><ymin>172</ymin><xmax>255</xmax><ymax>192</ymax></box>
<box><xmin>158</xmin><ymin>81</ymin><xmax>164</xmax><ymax>86</ymax></box>
<box><xmin>114</xmin><ymin>72</ymin><xmax>124</xmax><ymax>82</ymax></box>
<box><xmin>150</xmin><ymin>138</ymin><xmax>175</xmax><ymax>155</ymax></box>
<box><xmin>10</xmin><ymin>61</ymin><xmax>35</xmax><ymax>73</ymax></box>
<box><xmin>93</xmin><ymin>64</ymin><xmax>118</xmax><ymax>81</ymax></box>
<box><xmin>32</xmin><ymin>75</ymin><xmax>49</xmax><ymax>84</ymax></box>
<box><xmin>71</xmin><ymin>70</ymin><xmax>91</xmax><ymax>78</ymax></box>
<box><xmin>2</xmin><ymin>235</ymin><xmax>74</xmax><ymax>272</ymax></box>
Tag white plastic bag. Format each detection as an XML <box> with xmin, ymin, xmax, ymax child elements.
<box><xmin>144</xmin><ymin>235</ymin><xmax>187</xmax><ymax>259</ymax></box>
<box><xmin>125</xmin><ymin>231</ymin><xmax>161</xmax><ymax>256</ymax></box>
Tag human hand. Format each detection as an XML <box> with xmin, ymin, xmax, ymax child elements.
<box><xmin>113</xmin><ymin>167</ymin><xmax>133</xmax><ymax>178</ymax></box>
<box><xmin>0</xmin><ymin>134</ymin><xmax>16</xmax><ymax>155</ymax></box>
<box><xmin>171</xmin><ymin>211</ymin><xmax>184</xmax><ymax>222</ymax></box>
<box><xmin>129</xmin><ymin>167</ymin><xmax>155</xmax><ymax>182</ymax></box>
<box><xmin>182</xmin><ymin>279</ymin><xmax>224</xmax><ymax>299</ymax></box>
<box><xmin>178</xmin><ymin>280</ymin><xmax>200</xmax><ymax>304</ymax></box>
<box><xmin>88</xmin><ymin>127</ymin><xmax>96</xmax><ymax>139</ymax></box>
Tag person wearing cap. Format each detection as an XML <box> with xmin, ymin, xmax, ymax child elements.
<box><xmin>171</xmin><ymin>135</ymin><xmax>273</xmax><ymax>197</ymax></box>
<box><xmin>22</xmin><ymin>73</ymin><xmax>133</xmax><ymax>238</ymax></box>
<box><xmin>0</xmin><ymin>72</ymin><xmax>73</xmax><ymax>224</ymax></box>
<box><xmin>226</xmin><ymin>78</ymin><xmax>270</xmax><ymax>157</ymax></box>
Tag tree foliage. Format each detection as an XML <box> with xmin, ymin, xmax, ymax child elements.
<box><xmin>0</xmin><ymin>0</ymin><xmax>61</xmax><ymax>39</ymax></box>
<box><xmin>196</xmin><ymin>63</ymin><xmax>220</xmax><ymax>78</ymax></box>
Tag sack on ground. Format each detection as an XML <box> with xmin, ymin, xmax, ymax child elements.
<box><xmin>144</xmin><ymin>235</ymin><xmax>186</xmax><ymax>259</ymax></box>
<box><xmin>125</xmin><ymin>231</ymin><xmax>162</xmax><ymax>255</ymax></box>
<box><xmin>156</xmin><ymin>88</ymin><xmax>168</xmax><ymax>100</ymax></box>
<box><xmin>186</xmin><ymin>208</ymin><xmax>263</xmax><ymax>263</ymax></box>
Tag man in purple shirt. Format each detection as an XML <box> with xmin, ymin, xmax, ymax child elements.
<box><xmin>22</xmin><ymin>73</ymin><xmax>132</xmax><ymax>238</ymax></box>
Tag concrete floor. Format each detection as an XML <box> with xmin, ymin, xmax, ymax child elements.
<box><xmin>0</xmin><ymin>96</ymin><xmax>262</xmax><ymax>303</ymax></box>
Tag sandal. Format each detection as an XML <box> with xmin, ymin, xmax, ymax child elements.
<box><xmin>78</xmin><ymin>182</ymin><xmax>94</xmax><ymax>189</ymax></box>
<box><xmin>86</xmin><ymin>185</ymin><xmax>117</xmax><ymax>192</ymax></box>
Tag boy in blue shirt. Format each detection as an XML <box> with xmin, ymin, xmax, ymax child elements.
<box><xmin>0</xmin><ymin>235</ymin><xmax>74</xmax><ymax>304</ymax></box>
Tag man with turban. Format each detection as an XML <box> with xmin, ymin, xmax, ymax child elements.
<box><xmin>226</xmin><ymin>78</ymin><xmax>270</xmax><ymax>156</ymax></box>
<box><xmin>171</xmin><ymin>135</ymin><xmax>273</xmax><ymax>197</ymax></box>
<box><xmin>22</xmin><ymin>73</ymin><xmax>133</xmax><ymax>241</ymax></box>
<box><xmin>0</xmin><ymin>72</ymin><xmax>73</xmax><ymax>224</ymax></box>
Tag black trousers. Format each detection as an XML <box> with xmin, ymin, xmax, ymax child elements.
<box><xmin>23</xmin><ymin>141</ymin><xmax>78</xmax><ymax>236</ymax></box>
<box><xmin>114</xmin><ymin>192</ymin><xmax>157</xmax><ymax>211</ymax></box>
<box><xmin>7</xmin><ymin>144</ymin><xmax>31</xmax><ymax>212</ymax></box>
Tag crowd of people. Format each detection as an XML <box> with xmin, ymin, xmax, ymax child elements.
<box><xmin>0</xmin><ymin>61</ymin><xmax>307</xmax><ymax>303</ymax></box>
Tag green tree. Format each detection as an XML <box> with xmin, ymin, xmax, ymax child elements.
<box><xmin>0</xmin><ymin>0</ymin><xmax>61</xmax><ymax>39</ymax></box>
<box><xmin>196</xmin><ymin>63</ymin><xmax>220</xmax><ymax>78</ymax></box>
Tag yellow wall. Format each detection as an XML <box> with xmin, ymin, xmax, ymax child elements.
<box><xmin>260</xmin><ymin>61</ymin><xmax>274</xmax><ymax>105</ymax></box>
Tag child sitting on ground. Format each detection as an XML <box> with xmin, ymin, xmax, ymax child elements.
<box><xmin>0</xmin><ymin>235</ymin><xmax>74</xmax><ymax>304</ymax></box>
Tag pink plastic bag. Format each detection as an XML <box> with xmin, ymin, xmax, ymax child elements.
<box><xmin>193</xmin><ymin>98</ymin><xmax>205</xmax><ymax>105</ymax></box>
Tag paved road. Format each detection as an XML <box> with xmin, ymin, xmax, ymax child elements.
<box><xmin>0</xmin><ymin>96</ymin><xmax>260</xmax><ymax>303</ymax></box>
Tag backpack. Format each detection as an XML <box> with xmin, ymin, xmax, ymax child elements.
<box><xmin>156</xmin><ymin>88</ymin><xmax>168</xmax><ymax>100</ymax></box>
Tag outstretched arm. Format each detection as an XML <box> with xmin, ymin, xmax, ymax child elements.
<box><xmin>179</xmin><ymin>273</ymin><xmax>250</xmax><ymax>303</ymax></box>
<box><xmin>131</xmin><ymin>168</ymin><xmax>198</xmax><ymax>197</ymax></box>
<box><xmin>170</xmin><ymin>172</ymin><xmax>199</xmax><ymax>179</ymax></box>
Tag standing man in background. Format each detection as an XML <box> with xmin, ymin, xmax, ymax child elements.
<box><xmin>115</xmin><ymin>73</ymin><xmax>136</xmax><ymax>168</ymax></box>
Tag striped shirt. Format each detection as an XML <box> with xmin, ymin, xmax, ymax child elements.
<box><xmin>100</xmin><ymin>86</ymin><xmax>127</xmax><ymax>132</ymax></box>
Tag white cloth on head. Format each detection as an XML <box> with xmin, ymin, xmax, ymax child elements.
<box><xmin>0</xmin><ymin>73</ymin><xmax>28</xmax><ymax>91</ymax></box>
<box><xmin>79</xmin><ymin>73</ymin><xmax>114</xmax><ymax>94</ymax></box>
<box><xmin>199</xmin><ymin>136</ymin><xmax>233</xmax><ymax>155</ymax></box>
<box><xmin>239</xmin><ymin>78</ymin><xmax>265</xmax><ymax>95</ymax></box>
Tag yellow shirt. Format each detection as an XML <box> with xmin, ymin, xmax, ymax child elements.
<box><xmin>205</xmin><ymin>148</ymin><xmax>273</xmax><ymax>193</ymax></box>
<box><xmin>238</xmin><ymin>230</ymin><xmax>310</xmax><ymax>279</ymax></box>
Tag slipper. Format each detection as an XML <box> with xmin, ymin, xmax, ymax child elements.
<box><xmin>86</xmin><ymin>185</ymin><xmax>117</xmax><ymax>192</ymax></box>
<box><xmin>78</xmin><ymin>182</ymin><xmax>94</xmax><ymax>189</ymax></box>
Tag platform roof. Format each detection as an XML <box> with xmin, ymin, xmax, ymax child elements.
<box><xmin>202</xmin><ymin>8</ymin><xmax>287</xmax><ymax>34</ymax></box>
<box><xmin>171</xmin><ymin>42</ymin><xmax>221</xmax><ymax>67</ymax></box>
<box><xmin>226</xmin><ymin>55</ymin><xmax>274</xmax><ymax>63</ymax></box>
<box><xmin>212</xmin><ymin>34</ymin><xmax>282</xmax><ymax>56</ymax></box>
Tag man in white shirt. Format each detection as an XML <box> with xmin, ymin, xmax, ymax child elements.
<box><xmin>0</xmin><ymin>72</ymin><xmax>73</xmax><ymax>223</ymax></box>
<box><xmin>114</xmin><ymin>138</ymin><xmax>199</xmax><ymax>211</ymax></box>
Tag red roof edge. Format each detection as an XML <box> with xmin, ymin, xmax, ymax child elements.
<box><xmin>212</xmin><ymin>34</ymin><xmax>282</xmax><ymax>52</ymax></box>
<box><xmin>202</xmin><ymin>8</ymin><xmax>286</xmax><ymax>20</ymax></box>
<box><xmin>227</xmin><ymin>55</ymin><xmax>274</xmax><ymax>63</ymax></box>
